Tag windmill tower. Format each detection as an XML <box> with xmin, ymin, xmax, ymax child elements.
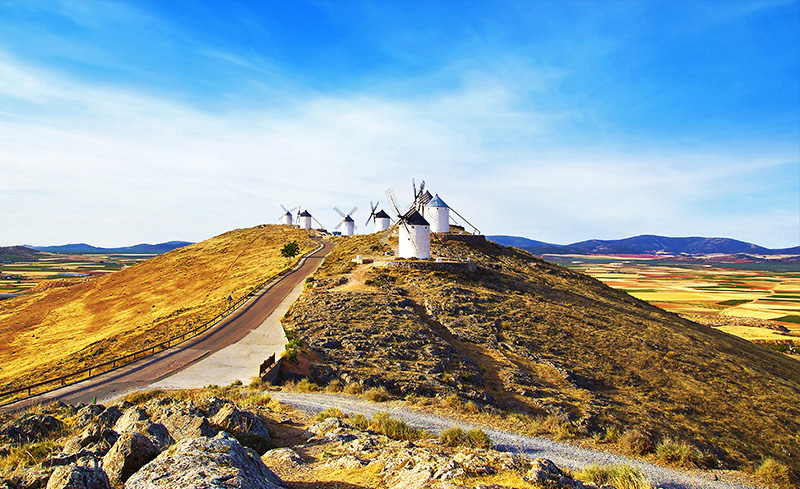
<box><xmin>279</xmin><ymin>205</ymin><xmax>297</xmax><ymax>226</ymax></box>
<box><xmin>298</xmin><ymin>210</ymin><xmax>312</xmax><ymax>229</ymax></box>
<box><xmin>334</xmin><ymin>206</ymin><xmax>358</xmax><ymax>236</ymax></box>
<box><xmin>425</xmin><ymin>194</ymin><xmax>449</xmax><ymax>233</ymax></box>
<box><xmin>386</xmin><ymin>186</ymin><xmax>431</xmax><ymax>259</ymax></box>
<box><xmin>365</xmin><ymin>201</ymin><xmax>392</xmax><ymax>233</ymax></box>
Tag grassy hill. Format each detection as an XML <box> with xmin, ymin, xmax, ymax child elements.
<box><xmin>281</xmin><ymin>233</ymin><xmax>800</xmax><ymax>474</ymax></box>
<box><xmin>0</xmin><ymin>225</ymin><xmax>316</xmax><ymax>394</ymax></box>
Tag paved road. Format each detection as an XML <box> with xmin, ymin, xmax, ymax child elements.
<box><xmin>3</xmin><ymin>239</ymin><xmax>334</xmax><ymax>411</ymax></box>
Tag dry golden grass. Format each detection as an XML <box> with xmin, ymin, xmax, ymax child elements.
<box><xmin>0</xmin><ymin>225</ymin><xmax>315</xmax><ymax>393</ymax></box>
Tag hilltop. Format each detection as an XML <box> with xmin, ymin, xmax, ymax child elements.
<box><xmin>0</xmin><ymin>225</ymin><xmax>316</xmax><ymax>395</ymax></box>
<box><xmin>281</xmin><ymin>233</ymin><xmax>800</xmax><ymax>473</ymax></box>
<box><xmin>0</xmin><ymin>246</ymin><xmax>48</xmax><ymax>263</ymax></box>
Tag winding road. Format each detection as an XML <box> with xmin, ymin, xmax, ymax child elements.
<box><xmin>3</xmin><ymin>239</ymin><xmax>335</xmax><ymax>411</ymax></box>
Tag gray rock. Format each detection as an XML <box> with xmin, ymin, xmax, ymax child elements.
<box><xmin>145</xmin><ymin>398</ymin><xmax>215</xmax><ymax>441</ymax></box>
<box><xmin>113</xmin><ymin>407</ymin><xmax>172</xmax><ymax>450</ymax></box>
<box><xmin>0</xmin><ymin>414</ymin><xmax>64</xmax><ymax>445</ymax></box>
<box><xmin>124</xmin><ymin>432</ymin><xmax>286</xmax><ymax>489</ymax></box>
<box><xmin>62</xmin><ymin>423</ymin><xmax>119</xmax><ymax>456</ymax></box>
<box><xmin>45</xmin><ymin>464</ymin><xmax>110</xmax><ymax>489</ymax></box>
<box><xmin>103</xmin><ymin>432</ymin><xmax>160</xmax><ymax>487</ymax></box>
<box><xmin>209</xmin><ymin>404</ymin><xmax>271</xmax><ymax>454</ymax></box>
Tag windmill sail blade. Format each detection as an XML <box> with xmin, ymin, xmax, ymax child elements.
<box><xmin>281</xmin><ymin>204</ymin><xmax>289</xmax><ymax>213</ymax></box>
<box><xmin>312</xmin><ymin>216</ymin><xmax>326</xmax><ymax>229</ymax></box>
<box><xmin>334</xmin><ymin>221</ymin><xmax>343</xmax><ymax>231</ymax></box>
<box><xmin>412</xmin><ymin>178</ymin><xmax>417</xmax><ymax>200</ymax></box>
<box><xmin>386</xmin><ymin>188</ymin><xmax>401</xmax><ymax>215</ymax></box>
<box><xmin>348</xmin><ymin>206</ymin><xmax>358</xmax><ymax>217</ymax></box>
<box><xmin>333</xmin><ymin>206</ymin><xmax>345</xmax><ymax>218</ymax></box>
<box><xmin>417</xmin><ymin>180</ymin><xmax>425</xmax><ymax>201</ymax></box>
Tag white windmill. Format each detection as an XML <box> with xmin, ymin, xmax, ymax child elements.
<box><xmin>279</xmin><ymin>205</ymin><xmax>297</xmax><ymax>226</ymax></box>
<box><xmin>298</xmin><ymin>209</ymin><xmax>326</xmax><ymax>231</ymax></box>
<box><xmin>333</xmin><ymin>206</ymin><xmax>358</xmax><ymax>236</ymax></box>
<box><xmin>425</xmin><ymin>194</ymin><xmax>449</xmax><ymax>233</ymax></box>
<box><xmin>365</xmin><ymin>201</ymin><xmax>392</xmax><ymax>233</ymax></box>
<box><xmin>385</xmin><ymin>185</ymin><xmax>431</xmax><ymax>259</ymax></box>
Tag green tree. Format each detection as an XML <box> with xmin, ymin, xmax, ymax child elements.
<box><xmin>281</xmin><ymin>240</ymin><xmax>300</xmax><ymax>258</ymax></box>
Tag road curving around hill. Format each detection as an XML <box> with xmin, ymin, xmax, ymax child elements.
<box><xmin>3</xmin><ymin>239</ymin><xmax>335</xmax><ymax>411</ymax></box>
<box><xmin>272</xmin><ymin>391</ymin><xmax>756</xmax><ymax>489</ymax></box>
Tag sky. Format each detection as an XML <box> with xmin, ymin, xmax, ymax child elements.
<box><xmin>1</xmin><ymin>0</ymin><xmax>798</xmax><ymax>248</ymax></box>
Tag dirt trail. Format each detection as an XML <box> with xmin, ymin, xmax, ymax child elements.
<box><xmin>272</xmin><ymin>392</ymin><xmax>756</xmax><ymax>489</ymax></box>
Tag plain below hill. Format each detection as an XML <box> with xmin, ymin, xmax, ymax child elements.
<box><xmin>29</xmin><ymin>241</ymin><xmax>193</xmax><ymax>254</ymax></box>
<box><xmin>0</xmin><ymin>225</ymin><xmax>316</xmax><ymax>396</ymax></box>
<box><xmin>281</xmin><ymin>233</ymin><xmax>800</xmax><ymax>474</ymax></box>
<box><xmin>488</xmin><ymin>234</ymin><xmax>800</xmax><ymax>255</ymax></box>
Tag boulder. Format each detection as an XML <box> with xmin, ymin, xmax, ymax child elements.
<box><xmin>45</xmin><ymin>464</ymin><xmax>111</xmax><ymax>489</ymax></box>
<box><xmin>261</xmin><ymin>448</ymin><xmax>305</xmax><ymax>470</ymax></box>
<box><xmin>62</xmin><ymin>423</ymin><xmax>119</xmax><ymax>456</ymax></box>
<box><xmin>0</xmin><ymin>415</ymin><xmax>64</xmax><ymax>445</ymax></box>
<box><xmin>103</xmin><ymin>432</ymin><xmax>160</xmax><ymax>487</ymax></box>
<box><xmin>145</xmin><ymin>398</ymin><xmax>215</xmax><ymax>441</ymax></box>
<box><xmin>113</xmin><ymin>407</ymin><xmax>172</xmax><ymax>450</ymax></box>
<box><xmin>124</xmin><ymin>432</ymin><xmax>286</xmax><ymax>489</ymax></box>
<box><xmin>209</xmin><ymin>404</ymin><xmax>271</xmax><ymax>454</ymax></box>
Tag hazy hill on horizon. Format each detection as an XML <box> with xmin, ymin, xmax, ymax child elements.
<box><xmin>488</xmin><ymin>233</ymin><xmax>800</xmax><ymax>255</ymax></box>
<box><xmin>27</xmin><ymin>241</ymin><xmax>193</xmax><ymax>255</ymax></box>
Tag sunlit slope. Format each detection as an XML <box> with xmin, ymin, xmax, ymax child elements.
<box><xmin>0</xmin><ymin>225</ymin><xmax>315</xmax><ymax>391</ymax></box>
<box><xmin>283</xmin><ymin>234</ymin><xmax>800</xmax><ymax>471</ymax></box>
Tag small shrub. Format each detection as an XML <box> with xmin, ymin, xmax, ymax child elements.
<box><xmin>466</xmin><ymin>428</ymin><xmax>491</xmax><ymax>448</ymax></box>
<box><xmin>755</xmin><ymin>458</ymin><xmax>794</xmax><ymax>489</ymax></box>
<box><xmin>440</xmin><ymin>427</ymin><xmax>468</xmax><ymax>447</ymax></box>
<box><xmin>620</xmin><ymin>429</ymin><xmax>654</xmax><ymax>455</ymax></box>
<box><xmin>326</xmin><ymin>379</ymin><xmax>343</xmax><ymax>393</ymax></box>
<box><xmin>243</xmin><ymin>392</ymin><xmax>272</xmax><ymax>407</ymax></box>
<box><xmin>442</xmin><ymin>393</ymin><xmax>461</xmax><ymax>409</ymax></box>
<box><xmin>370</xmin><ymin>412</ymin><xmax>427</xmax><ymax>441</ymax></box>
<box><xmin>605</xmin><ymin>425</ymin><xmax>622</xmax><ymax>443</ymax></box>
<box><xmin>463</xmin><ymin>401</ymin><xmax>480</xmax><ymax>414</ymax></box>
<box><xmin>230</xmin><ymin>379</ymin><xmax>243</xmax><ymax>387</ymax></box>
<box><xmin>350</xmin><ymin>413</ymin><xmax>369</xmax><ymax>430</ymax></box>
<box><xmin>295</xmin><ymin>378</ymin><xmax>320</xmax><ymax>392</ymax></box>
<box><xmin>655</xmin><ymin>439</ymin><xmax>702</xmax><ymax>468</ymax></box>
<box><xmin>364</xmin><ymin>387</ymin><xmax>391</xmax><ymax>403</ymax></box>
<box><xmin>315</xmin><ymin>408</ymin><xmax>345</xmax><ymax>421</ymax></box>
<box><xmin>344</xmin><ymin>382</ymin><xmax>364</xmax><ymax>395</ymax></box>
<box><xmin>576</xmin><ymin>464</ymin><xmax>653</xmax><ymax>489</ymax></box>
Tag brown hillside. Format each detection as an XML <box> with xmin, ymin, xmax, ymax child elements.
<box><xmin>281</xmin><ymin>233</ymin><xmax>800</xmax><ymax>472</ymax></box>
<box><xmin>0</xmin><ymin>225</ymin><xmax>316</xmax><ymax>393</ymax></box>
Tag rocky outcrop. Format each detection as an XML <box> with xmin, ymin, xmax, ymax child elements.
<box><xmin>144</xmin><ymin>398</ymin><xmax>215</xmax><ymax>441</ymax></box>
<box><xmin>45</xmin><ymin>464</ymin><xmax>111</xmax><ymax>489</ymax></box>
<box><xmin>102</xmin><ymin>432</ymin><xmax>160</xmax><ymax>487</ymax></box>
<box><xmin>113</xmin><ymin>407</ymin><xmax>173</xmax><ymax>450</ymax></box>
<box><xmin>0</xmin><ymin>414</ymin><xmax>64</xmax><ymax>445</ymax></box>
<box><xmin>124</xmin><ymin>432</ymin><xmax>286</xmax><ymax>489</ymax></box>
<box><xmin>209</xmin><ymin>403</ymin><xmax>271</xmax><ymax>454</ymax></box>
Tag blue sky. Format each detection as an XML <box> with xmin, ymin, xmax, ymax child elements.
<box><xmin>1</xmin><ymin>0</ymin><xmax>798</xmax><ymax>248</ymax></box>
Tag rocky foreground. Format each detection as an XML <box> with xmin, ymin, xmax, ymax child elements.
<box><xmin>0</xmin><ymin>388</ymin><xmax>643</xmax><ymax>489</ymax></box>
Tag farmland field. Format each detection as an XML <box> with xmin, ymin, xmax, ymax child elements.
<box><xmin>546</xmin><ymin>254</ymin><xmax>800</xmax><ymax>345</ymax></box>
<box><xmin>0</xmin><ymin>254</ymin><xmax>153</xmax><ymax>296</ymax></box>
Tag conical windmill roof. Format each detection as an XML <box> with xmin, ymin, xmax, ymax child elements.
<box><xmin>403</xmin><ymin>209</ymin><xmax>430</xmax><ymax>226</ymax></box>
<box><xmin>374</xmin><ymin>209</ymin><xmax>391</xmax><ymax>219</ymax></box>
<box><xmin>299</xmin><ymin>210</ymin><xmax>311</xmax><ymax>217</ymax></box>
<box><xmin>426</xmin><ymin>194</ymin><xmax>448</xmax><ymax>208</ymax></box>
<box><xmin>343</xmin><ymin>215</ymin><xmax>354</xmax><ymax>222</ymax></box>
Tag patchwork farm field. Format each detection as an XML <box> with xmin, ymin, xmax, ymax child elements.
<box><xmin>546</xmin><ymin>254</ymin><xmax>800</xmax><ymax>346</ymax></box>
<box><xmin>0</xmin><ymin>254</ymin><xmax>152</xmax><ymax>296</ymax></box>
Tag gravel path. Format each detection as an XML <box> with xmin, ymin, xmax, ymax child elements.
<box><xmin>272</xmin><ymin>392</ymin><xmax>756</xmax><ymax>489</ymax></box>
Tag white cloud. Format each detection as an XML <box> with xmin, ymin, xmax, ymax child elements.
<box><xmin>0</xmin><ymin>52</ymin><xmax>797</xmax><ymax>248</ymax></box>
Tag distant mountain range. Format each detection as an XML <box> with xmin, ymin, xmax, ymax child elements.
<box><xmin>487</xmin><ymin>234</ymin><xmax>800</xmax><ymax>256</ymax></box>
<box><xmin>27</xmin><ymin>241</ymin><xmax>192</xmax><ymax>255</ymax></box>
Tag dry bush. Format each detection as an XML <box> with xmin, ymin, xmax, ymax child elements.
<box><xmin>350</xmin><ymin>413</ymin><xmax>369</xmax><ymax>430</ymax></box>
<box><xmin>604</xmin><ymin>426</ymin><xmax>622</xmax><ymax>443</ymax></box>
<box><xmin>344</xmin><ymin>382</ymin><xmax>363</xmax><ymax>395</ymax></box>
<box><xmin>576</xmin><ymin>464</ymin><xmax>652</xmax><ymax>489</ymax></box>
<box><xmin>438</xmin><ymin>427</ymin><xmax>491</xmax><ymax>448</ymax></box>
<box><xmin>315</xmin><ymin>408</ymin><xmax>345</xmax><ymax>421</ymax></box>
<box><xmin>620</xmin><ymin>429</ymin><xmax>654</xmax><ymax>455</ymax></box>
<box><xmin>363</xmin><ymin>387</ymin><xmax>391</xmax><ymax>403</ymax></box>
<box><xmin>655</xmin><ymin>439</ymin><xmax>703</xmax><ymax>469</ymax></box>
<box><xmin>369</xmin><ymin>412</ymin><xmax>428</xmax><ymax>441</ymax></box>
<box><xmin>325</xmin><ymin>379</ymin><xmax>343</xmax><ymax>393</ymax></box>
<box><xmin>755</xmin><ymin>458</ymin><xmax>795</xmax><ymax>489</ymax></box>
<box><xmin>121</xmin><ymin>388</ymin><xmax>168</xmax><ymax>405</ymax></box>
